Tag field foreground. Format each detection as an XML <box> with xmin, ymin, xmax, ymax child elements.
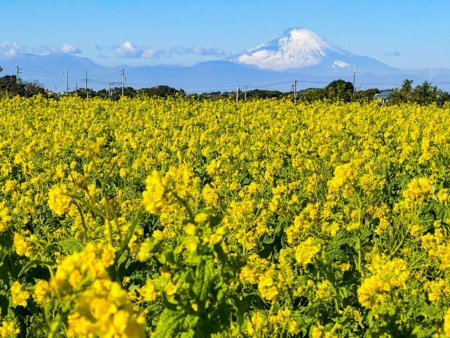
<box><xmin>1</xmin><ymin>96</ymin><xmax>450</xmax><ymax>337</ymax></box>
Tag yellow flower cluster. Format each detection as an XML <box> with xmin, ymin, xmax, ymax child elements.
<box><xmin>142</xmin><ymin>170</ymin><xmax>169</xmax><ymax>215</ymax></box>
<box><xmin>10</xmin><ymin>281</ymin><xmax>30</xmax><ymax>307</ymax></box>
<box><xmin>49</xmin><ymin>242</ymin><xmax>144</xmax><ymax>337</ymax></box>
<box><xmin>0</xmin><ymin>202</ymin><xmax>11</xmax><ymax>233</ymax></box>
<box><xmin>48</xmin><ymin>184</ymin><xmax>72</xmax><ymax>216</ymax></box>
<box><xmin>13</xmin><ymin>231</ymin><xmax>35</xmax><ymax>257</ymax></box>
<box><xmin>51</xmin><ymin>242</ymin><xmax>115</xmax><ymax>296</ymax></box>
<box><xmin>0</xmin><ymin>320</ymin><xmax>20</xmax><ymax>338</ymax></box>
<box><xmin>444</xmin><ymin>308</ymin><xmax>450</xmax><ymax>336</ymax></box>
<box><xmin>246</xmin><ymin>312</ymin><xmax>267</xmax><ymax>337</ymax></box>
<box><xmin>3</xmin><ymin>96</ymin><xmax>450</xmax><ymax>335</ymax></box>
<box><xmin>67</xmin><ymin>280</ymin><xmax>145</xmax><ymax>338</ymax></box>
<box><xmin>33</xmin><ymin>280</ymin><xmax>51</xmax><ymax>306</ymax></box>
<box><xmin>402</xmin><ymin>177</ymin><xmax>434</xmax><ymax>202</ymax></box>
<box><xmin>295</xmin><ymin>237</ymin><xmax>321</xmax><ymax>266</ymax></box>
<box><xmin>358</xmin><ymin>255</ymin><xmax>410</xmax><ymax>312</ymax></box>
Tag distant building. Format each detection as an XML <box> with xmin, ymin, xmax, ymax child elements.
<box><xmin>373</xmin><ymin>91</ymin><xmax>392</xmax><ymax>103</ymax></box>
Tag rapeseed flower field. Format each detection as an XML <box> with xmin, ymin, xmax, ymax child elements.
<box><xmin>1</xmin><ymin>95</ymin><xmax>450</xmax><ymax>337</ymax></box>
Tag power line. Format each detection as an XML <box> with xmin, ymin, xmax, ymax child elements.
<box><xmin>11</xmin><ymin>64</ymin><xmax>450</xmax><ymax>93</ymax></box>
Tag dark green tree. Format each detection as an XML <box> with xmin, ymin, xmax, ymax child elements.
<box><xmin>299</xmin><ymin>88</ymin><xmax>327</xmax><ymax>102</ymax></box>
<box><xmin>412</xmin><ymin>81</ymin><xmax>438</xmax><ymax>105</ymax></box>
<box><xmin>137</xmin><ymin>85</ymin><xmax>184</xmax><ymax>98</ymax></box>
<box><xmin>389</xmin><ymin>80</ymin><xmax>450</xmax><ymax>106</ymax></box>
<box><xmin>325</xmin><ymin>79</ymin><xmax>354</xmax><ymax>102</ymax></box>
<box><xmin>389</xmin><ymin>79</ymin><xmax>414</xmax><ymax>104</ymax></box>
<box><xmin>0</xmin><ymin>75</ymin><xmax>22</xmax><ymax>97</ymax></box>
<box><xmin>0</xmin><ymin>75</ymin><xmax>46</xmax><ymax>97</ymax></box>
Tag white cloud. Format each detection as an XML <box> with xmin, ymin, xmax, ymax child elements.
<box><xmin>141</xmin><ymin>47</ymin><xmax>168</xmax><ymax>58</ymax></box>
<box><xmin>0</xmin><ymin>41</ymin><xmax>24</xmax><ymax>57</ymax></box>
<box><xmin>113</xmin><ymin>41</ymin><xmax>167</xmax><ymax>58</ymax></box>
<box><xmin>113</xmin><ymin>41</ymin><xmax>226</xmax><ymax>59</ymax></box>
<box><xmin>113</xmin><ymin>41</ymin><xmax>139</xmax><ymax>57</ymax></box>
<box><xmin>60</xmin><ymin>43</ymin><xmax>81</xmax><ymax>54</ymax></box>
<box><xmin>0</xmin><ymin>42</ymin><xmax>81</xmax><ymax>57</ymax></box>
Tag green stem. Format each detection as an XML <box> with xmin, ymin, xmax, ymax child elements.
<box><xmin>47</xmin><ymin>314</ymin><xmax>62</xmax><ymax>338</ymax></box>
<box><xmin>115</xmin><ymin>206</ymin><xmax>144</xmax><ymax>265</ymax></box>
<box><xmin>104</xmin><ymin>197</ymin><xmax>113</xmax><ymax>246</ymax></box>
<box><xmin>357</xmin><ymin>238</ymin><xmax>362</xmax><ymax>277</ymax></box>
<box><xmin>70</xmin><ymin>199</ymin><xmax>88</xmax><ymax>244</ymax></box>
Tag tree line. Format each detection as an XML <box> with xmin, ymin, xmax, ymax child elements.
<box><xmin>1</xmin><ymin>69</ymin><xmax>449</xmax><ymax>106</ymax></box>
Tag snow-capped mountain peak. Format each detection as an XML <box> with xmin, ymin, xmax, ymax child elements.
<box><xmin>232</xmin><ymin>27</ymin><xmax>353</xmax><ymax>71</ymax></box>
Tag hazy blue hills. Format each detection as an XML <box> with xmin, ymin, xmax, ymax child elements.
<box><xmin>2</xmin><ymin>28</ymin><xmax>450</xmax><ymax>92</ymax></box>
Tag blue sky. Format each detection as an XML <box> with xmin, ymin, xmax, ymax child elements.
<box><xmin>1</xmin><ymin>0</ymin><xmax>450</xmax><ymax>69</ymax></box>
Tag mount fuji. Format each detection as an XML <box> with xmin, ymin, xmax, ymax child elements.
<box><xmin>2</xmin><ymin>27</ymin><xmax>450</xmax><ymax>92</ymax></box>
<box><xmin>229</xmin><ymin>27</ymin><xmax>395</xmax><ymax>75</ymax></box>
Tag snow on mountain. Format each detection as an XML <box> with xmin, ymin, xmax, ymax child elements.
<box><xmin>333</xmin><ymin>60</ymin><xmax>350</xmax><ymax>69</ymax></box>
<box><xmin>2</xmin><ymin>27</ymin><xmax>450</xmax><ymax>92</ymax></box>
<box><xmin>231</xmin><ymin>27</ymin><xmax>394</xmax><ymax>75</ymax></box>
<box><xmin>232</xmin><ymin>28</ymin><xmax>351</xmax><ymax>70</ymax></box>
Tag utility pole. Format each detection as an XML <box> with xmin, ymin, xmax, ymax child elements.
<box><xmin>121</xmin><ymin>68</ymin><xmax>126</xmax><ymax>97</ymax></box>
<box><xmin>16</xmin><ymin>66</ymin><xmax>22</xmax><ymax>84</ymax></box>
<box><xmin>291</xmin><ymin>80</ymin><xmax>297</xmax><ymax>102</ymax></box>
<box><xmin>63</xmin><ymin>70</ymin><xmax>69</xmax><ymax>94</ymax></box>
<box><xmin>245</xmin><ymin>85</ymin><xmax>247</xmax><ymax>100</ymax></box>
<box><xmin>236</xmin><ymin>87</ymin><xmax>240</xmax><ymax>102</ymax></box>
<box><xmin>350</xmin><ymin>70</ymin><xmax>360</xmax><ymax>93</ymax></box>
<box><xmin>85</xmin><ymin>71</ymin><xmax>88</xmax><ymax>98</ymax></box>
<box><xmin>109</xmin><ymin>82</ymin><xmax>121</xmax><ymax>98</ymax></box>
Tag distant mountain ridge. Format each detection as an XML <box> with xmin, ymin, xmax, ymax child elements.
<box><xmin>1</xmin><ymin>27</ymin><xmax>450</xmax><ymax>92</ymax></box>
<box><xmin>229</xmin><ymin>27</ymin><xmax>395</xmax><ymax>75</ymax></box>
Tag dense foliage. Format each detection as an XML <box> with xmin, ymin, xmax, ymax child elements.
<box><xmin>2</xmin><ymin>96</ymin><xmax>450</xmax><ymax>337</ymax></box>
<box><xmin>2</xmin><ymin>71</ymin><xmax>450</xmax><ymax>105</ymax></box>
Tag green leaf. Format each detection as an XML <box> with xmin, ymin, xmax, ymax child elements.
<box><xmin>193</xmin><ymin>259</ymin><xmax>215</xmax><ymax>303</ymax></box>
<box><xmin>55</xmin><ymin>238</ymin><xmax>84</xmax><ymax>254</ymax></box>
<box><xmin>18</xmin><ymin>259</ymin><xmax>54</xmax><ymax>277</ymax></box>
<box><xmin>154</xmin><ymin>309</ymin><xmax>196</xmax><ymax>338</ymax></box>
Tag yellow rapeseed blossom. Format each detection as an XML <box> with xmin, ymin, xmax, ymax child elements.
<box><xmin>67</xmin><ymin>280</ymin><xmax>145</xmax><ymax>338</ymax></box>
<box><xmin>0</xmin><ymin>320</ymin><xmax>20</xmax><ymax>337</ymax></box>
<box><xmin>444</xmin><ymin>308</ymin><xmax>450</xmax><ymax>336</ymax></box>
<box><xmin>402</xmin><ymin>177</ymin><xmax>434</xmax><ymax>203</ymax></box>
<box><xmin>202</xmin><ymin>184</ymin><xmax>219</xmax><ymax>206</ymax></box>
<box><xmin>0</xmin><ymin>202</ymin><xmax>11</xmax><ymax>233</ymax></box>
<box><xmin>358</xmin><ymin>255</ymin><xmax>410</xmax><ymax>312</ymax></box>
<box><xmin>48</xmin><ymin>184</ymin><xmax>72</xmax><ymax>216</ymax></box>
<box><xmin>5</xmin><ymin>94</ymin><xmax>450</xmax><ymax>336</ymax></box>
<box><xmin>257</xmin><ymin>267</ymin><xmax>279</xmax><ymax>301</ymax></box>
<box><xmin>142</xmin><ymin>170</ymin><xmax>168</xmax><ymax>214</ymax></box>
<box><xmin>139</xmin><ymin>279</ymin><xmax>159</xmax><ymax>302</ymax></box>
<box><xmin>33</xmin><ymin>280</ymin><xmax>50</xmax><ymax>306</ymax></box>
<box><xmin>246</xmin><ymin>312</ymin><xmax>267</xmax><ymax>337</ymax></box>
<box><xmin>13</xmin><ymin>232</ymin><xmax>34</xmax><ymax>257</ymax></box>
<box><xmin>10</xmin><ymin>281</ymin><xmax>30</xmax><ymax>307</ymax></box>
<box><xmin>295</xmin><ymin>237</ymin><xmax>321</xmax><ymax>266</ymax></box>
